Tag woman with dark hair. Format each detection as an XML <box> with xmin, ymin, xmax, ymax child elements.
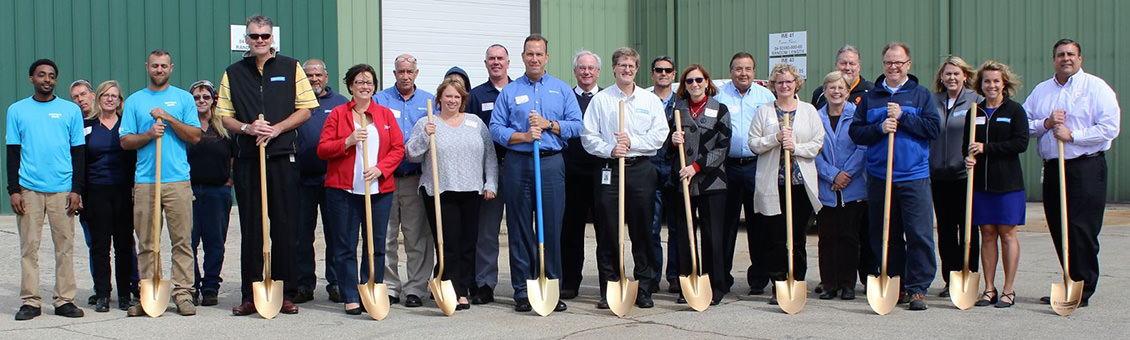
<box><xmin>965</xmin><ymin>60</ymin><xmax>1028</xmax><ymax>308</ymax></box>
<box><xmin>82</xmin><ymin>80</ymin><xmax>138</xmax><ymax>312</ymax></box>
<box><xmin>186</xmin><ymin>79</ymin><xmax>233</xmax><ymax>307</ymax></box>
<box><xmin>406</xmin><ymin>79</ymin><xmax>497</xmax><ymax>310</ymax></box>
<box><xmin>318</xmin><ymin>64</ymin><xmax>405</xmax><ymax>315</ymax></box>
<box><xmin>666</xmin><ymin>64</ymin><xmax>731</xmax><ymax>305</ymax></box>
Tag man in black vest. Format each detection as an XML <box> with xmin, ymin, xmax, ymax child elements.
<box><xmin>559</xmin><ymin>50</ymin><xmax>603</xmax><ymax>301</ymax></box>
<box><xmin>216</xmin><ymin>14</ymin><xmax>319</xmax><ymax>316</ymax></box>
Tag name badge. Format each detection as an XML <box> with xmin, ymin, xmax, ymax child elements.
<box><xmin>324</xmin><ymin>109</ymin><xmax>332</xmax><ymax>113</ymax></box>
<box><xmin>391</xmin><ymin>109</ymin><xmax>401</xmax><ymax>119</ymax></box>
<box><xmin>730</xmin><ymin>107</ymin><xmax>741</xmax><ymax>114</ymax></box>
<box><xmin>270</xmin><ymin>76</ymin><xmax>286</xmax><ymax>82</ymax></box>
<box><xmin>601</xmin><ymin>166</ymin><xmax>612</xmax><ymax>185</ymax></box>
<box><xmin>84</xmin><ymin>126</ymin><xmax>93</xmax><ymax>136</ymax></box>
<box><xmin>975</xmin><ymin>116</ymin><xmax>986</xmax><ymax>125</ymax></box>
<box><xmin>515</xmin><ymin>95</ymin><xmax>530</xmax><ymax>105</ymax></box>
<box><xmin>635</xmin><ymin>108</ymin><xmax>648</xmax><ymax>115</ymax></box>
<box><xmin>953</xmin><ymin>109</ymin><xmax>967</xmax><ymax>117</ymax></box>
<box><xmin>996</xmin><ymin>117</ymin><xmax>1011</xmax><ymax>123</ymax></box>
<box><xmin>704</xmin><ymin>108</ymin><xmax>718</xmax><ymax>118</ymax></box>
<box><xmin>481</xmin><ymin>102</ymin><xmax>494</xmax><ymax>111</ymax></box>
<box><xmin>465</xmin><ymin>120</ymin><xmax>479</xmax><ymax>129</ymax></box>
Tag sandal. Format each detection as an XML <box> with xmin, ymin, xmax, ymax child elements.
<box><xmin>994</xmin><ymin>291</ymin><xmax>1016</xmax><ymax>308</ymax></box>
<box><xmin>974</xmin><ymin>289</ymin><xmax>998</xmax><ymax>307</ymax></box>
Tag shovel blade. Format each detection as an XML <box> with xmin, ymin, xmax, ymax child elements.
<box><xmin>138</xmin><ymin>279</ymin><xmax>172</xmax><ymax>317</ymax></box>
<box><xmin>866</xmin><ymin>274</ymin><xmax>901</xmax><ymax>315</ymax></box>
<box><xmin>605</xmin><ymin>279</ymin><xmax>638</xmax><ymax>317</ymax></box>
<box><xmin>252</xmin><ymin>280</ymin><xmax>285</xmax><ymax>319</ymax></box>
<box><xmin>948</xmin><ymin>270</ymin><xmax>980</xmax><ymax>310</ymax></box>
<box><xmin>774</xmin><ymin>280</ymin><xmax>807</xmax><ymax>315</ymax></box>
<box><xmin>358</xmin><ymin>282</ymin><xmax>390</xmax><ymax>320</ymax></box>
<box><xmin>526</xmin><ymin>277</ymin><xmax>560</xmax><ymax>317</ymax></box>
<box><xmin>428</xmin><ymin>279</ymin><xmax>458</xmax><ymax>316</ymax></box>
<box><xmin>1051</xmin><ymin>280</ymin><xmax>1084</xmax><ymax>316</ymax></box>
<box><xmin>678</xmin><ymin>274</ymin><xmax>712</xmax><ymax>312</ymax></box>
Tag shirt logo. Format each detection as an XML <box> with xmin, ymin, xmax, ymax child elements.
<box><xmin>270</xmin><ymin>76</ymin><xmax>286</xmax><ymax>82</ymax></box>
<box><xmin>165</xmin><ymin>101</ymin><xmax>177</xmax><ymax>107</ymax></box>
<box><xmin>49</xmin><ymin>112</ymin><xmax>62</xmax><ymax>119</ymax></box>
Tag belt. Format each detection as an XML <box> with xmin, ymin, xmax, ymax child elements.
<box><xmin>512</xmin><ymin>149</ymin><xmax>562</xmax><ymax>158</ymax></box>
<box><xmin>726</xmin><ymin>157</ymin><xmax>758</xmax><ymax>165</ymax></box>
<box><xmin>395</xmin><ymin>169</ymin><xmax>422</xmax><ymax>177</ymax></box>
<box><xmin>606</xmin><ymin>156</ymin><xmax>647</xmax><ymax>166</ymax></box>
<box><xmin>1045</xmin><ymin>151</ymin><xmax>1105</xmax><ymax>164</ymax></box>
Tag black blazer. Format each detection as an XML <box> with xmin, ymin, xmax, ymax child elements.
<box><xmin>963</xmin><ymin>98</ymin><xmax>1028</xmax><ymax>192</ymax></box>
<box><xmin>664</xmin><ymin>98</ymin><xmax>731</xmax><ymax>196</ymax></box>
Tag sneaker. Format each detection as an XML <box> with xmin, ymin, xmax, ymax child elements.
<box><xmin>14</xmin><ymin>305</ymin><xmax>41</xmax><ymax>321</ymax></box>
<box><xmin>176</xmin><ymin>299</ymin><xmax>197</xmax><ymax>316</ymax></box>
<box><xmin>909</xmin><ymin>293</ymin><xmax>928</xmax><ymax>311</ymax></box>
<box><xmin>201</xmin><ymin>291</ymin><xmax>219</xmax><ymax>306</ymax></box>
<box><xmin>55</xmin><ymin>303</ymin><xmax>84</xmax><ymax>318</ymax></box>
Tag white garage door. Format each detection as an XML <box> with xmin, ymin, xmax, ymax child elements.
<box><xmin>381</xmin><ymin>0</ymin><xmax>530</xmax><ymax>96</ymax></box>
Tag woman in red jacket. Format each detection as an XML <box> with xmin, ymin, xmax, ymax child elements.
<box><xmin>317</xmin><ymin>64</ymin><xmax>404</xmax><ymax>315</ymax></box>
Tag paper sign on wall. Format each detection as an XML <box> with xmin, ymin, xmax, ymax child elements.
<box><xmin>768</xmin><ymin>31</ymin><xmax>807</xmax><ymax>78</ymax></box>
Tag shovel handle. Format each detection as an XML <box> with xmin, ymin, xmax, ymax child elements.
<box><xmin>153</xmin><ymin>118</ymin><xmax>163</xmax><ymax>281</ymax></box>
<box><xmin>880</xmin><ymin>131</ymin><xmax>894</xmax><ymax>277</ymax></box>
<box><xmin>1057</xmin><ymin>140</ymin><xmax>1070</xmax><ymax>278</ymax></box>
<box><xmin>783</xmin><ymin>114</ymin><xmax>794</xmax><ymax>279</ymax></box>
<box><xmin>361</xmin><ymin>108</ymin><xmax>376</xmax><ymax>284</ymax></box>
<box><xmin>427</xmin><ymin>99</ymin><xmax>447</xmax><ymax>279</ymax></box>
<box><xmin>961</xmin><ymin>103</ymin><xmax>977</xmax><ymax>272</ymax></box>
<box><xmin>617</xmin><ymin>101</ymin><xmax>627</xmax><ymax>279</ymax></box>
<box><xmin>257</xmin><ymin>114</ymin><xmax>271</xmax><ymax>280</ymax></box>
<box><xmin>674</xmin><ymin>110</ymin><xmax>699</xmax><ymax>275</ymax></box>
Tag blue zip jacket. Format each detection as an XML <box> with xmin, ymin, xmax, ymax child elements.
<box><xmin>848</xmin><ymin>74</ymin><xmax>940</xmax><ymax>182</ymax></box>
<box><xmin>816</xmin><ymin>102</ymin><xmax>867</xmax><ymax>206</ymax></box>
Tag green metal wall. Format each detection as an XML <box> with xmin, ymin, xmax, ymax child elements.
<box><xmin>0</xmin><ymin>0</ymin><xmax>340</xmax><ymax>213</ymax></box>
<box><xmin>335</xmin><ymin>0</ymin><xmax>381</xmax><ymax>93</ymax></box>
<box><xmin>539</xmin><ymin>0</ymin><xmax>634</xmax><ymax>87</ymax></box>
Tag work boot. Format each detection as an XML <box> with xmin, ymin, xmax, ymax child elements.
<box><xmin>909</xmin><ymin>293</ymin><xmax>928</xmax><ymax>311</ymax></box>
<box><xmin>176</xmin><ymin>298</ymin><xmax>197</xmax><ymax>316</ymax></box>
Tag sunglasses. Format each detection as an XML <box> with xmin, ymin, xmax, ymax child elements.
<box><xmin>247</xmin><ymin>33</ymin><xmax>272</xmax><ymax>41</ymax></box>
<box><xmin>684</xmin><ymin>77</ymin><xmax>706</xmax><ymax>84</ymax></box>
<box><xmin>653</xmin><ymin>67</ymin><xmax>675</xmax><ymax>74</ymax></box>
<box><xmin>193</xmin><ymin>95</ymin><xmax>213</xmax><ymax>101</ymax></box>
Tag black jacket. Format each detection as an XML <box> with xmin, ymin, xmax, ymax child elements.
<box><xmin>963</xmin><ymin>98</ymin><xmax>1028</xmax><ymax>192</ymax></box>
<box><xmin>810</xmin><ymin>77</ymin><xmax>874</xmax><ymax>110</ymax></box>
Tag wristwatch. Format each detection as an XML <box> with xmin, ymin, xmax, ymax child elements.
<box><xmin>240</xmin><ymin>124</ymin><xmax>249</xmax><ymax>133</ymax></box>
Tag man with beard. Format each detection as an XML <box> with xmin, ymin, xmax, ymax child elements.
<box><xmin>120</xmin><ymin>49</ymin><xmax>203</xmax><ymax>316</ymax></box>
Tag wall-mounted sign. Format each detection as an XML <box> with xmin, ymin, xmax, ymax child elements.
<box><xmin>230</xmin><ymin>25</ymin><xmax>281</xmax><ymax>52</ymax></box>
<box><xmin>768</xmin><ymin>31</ymin><xmax>807</xmax><ymax>78</ymax></box>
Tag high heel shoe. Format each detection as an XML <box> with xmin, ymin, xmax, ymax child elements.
<box><xmin>974</xmin><ymin>289</ymin><xmax>998</xmax><ymax>307</ymax></box>
<box><xmin>994</xmin><ymin>291</ymin><xmax>1015</xmax><ymax>308</ymax></box>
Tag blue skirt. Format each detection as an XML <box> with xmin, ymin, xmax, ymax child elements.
<box><xmin>971</xmin><ymin>190</ymin><xmax>1026</xmax><ymax>226</ymax></box>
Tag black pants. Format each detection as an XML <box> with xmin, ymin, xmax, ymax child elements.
<box><xmin>296</xmin><ymin>183</ymin><xmax>336</xmax><ymax>291</ymax></box>
<box><xmin>84</xmin><ymin>183</ymin><xmax>136</xmax><ymax>299</ymax></box>
<box><xmin>932</xmin><ymin>178</ymin><xmax>979</xmax><ymax>284</ymax></box>
<box><xmin>1044</xmin><ymin>155</ymin><xmax>1106</xmax><ymax>303</ymax></box>
<box><xmin>762</xmin><ymin>185</ymin><xmax>813</xmax><ymax>282</ymax></box>
<box><xmin>234</xmin><ymin>155</ymin><xmax>299</xmax><ymax>302</ymax></box>
<box><xmin>670</xmin><ymin>190</ymin><xmax>727</xmax><ymax>293</ymax></box>
<box><xmin>817</xmin><ymin>199</ymin><xmax>866</xmax><ymax>291</ymax></box>
<box><xmin>423</xmin><ymin>190</ymin><xmax>482</xmax><ymax>298</ymax></box>
<box><xmin>593</xmin><ymin>160</ymin><xmax>658</xmax><ymax>296</ymax></box>
<box><xmin>561</xmin><ymin>167</ymin><xmax>598</xmax><ymax>292</ymax></box>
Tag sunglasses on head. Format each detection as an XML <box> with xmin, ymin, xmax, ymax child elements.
<box><xmin>685</xmin><ymin>77</ymin><xmax>706</xmax><ymax>84</ymax></box>
<box><xmin>653</xmin><ymin>67</ymin><xmax>675</xmax><ymax>74</ymax></box>
<box><xmin>247</xmin><ymin>33</ymin><xmax>272</xmax><ymax>41</ymax></box>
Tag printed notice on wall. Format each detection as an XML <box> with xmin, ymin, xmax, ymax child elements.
<box><xmin>231</xmin><ymin>25</ymin><xmax>282</xmax><ymax>52</ymax></box>
<box><xmin>768</xmin><ymin>31</ymin><xmax>807</xmax><ymax>78</ymax></box>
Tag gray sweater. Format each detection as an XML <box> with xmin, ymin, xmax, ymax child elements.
<box><xmin>406</xmin><ymin>114</ymin><xmax>498</xmax><ymax>196</ymax></box>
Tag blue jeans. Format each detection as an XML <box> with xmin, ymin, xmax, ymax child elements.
<box><xmin>503</xmin><ymin>153</ymin><xmax>565</xmax><ymax>299</ymax></box>
<box><xmin>297</xmin><ymin>183</ymin><xmax>336</xmax><ymax>291</ymax></box>
<box><xmin>866</xmin><ymin>176</ymin><xmax>936</xmax><ymax>295</ymax></box>
<box><xmin>191</xmin><ymin>184</ymin><xmax>232</xmax><ymax>292</ymax></box>
<box><xmin>326</xmin><ymin>188</ymin><xmax>393</xmax><ymax>304</ymax></box>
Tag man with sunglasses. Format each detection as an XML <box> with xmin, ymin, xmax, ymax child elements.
<box><xmin>560</xmin><ymin>50</ymin><xmax>602</xmax><ymax>301</ymax></box>
<box><xmin>713</xmin><ymin>52</ymin><xmax>776</xmax><ymax>298</ymax></box>
<box><xmin>648</xmin><ymin>56</ymin><xmax>679</xmax><ymax>293</ymax></box>
<box><xmin>216</xmin><ymin>14</ymin><xmax>319</xmax><ymax>316</ymax></box>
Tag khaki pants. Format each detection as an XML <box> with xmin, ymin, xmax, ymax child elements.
<box><xmin>384</xmin><ymin>174</ymin><xmax>434</xmax><ymax>298</ymax></box>
<box><xmin>18</xmin><ymin>190</ymin><xmax>77</xmax><ymax>308</ymax></box>
<box><xmin>133</xmin><ymin>181</ymin><xmax>195</xmax><ymax>302</ymax></box>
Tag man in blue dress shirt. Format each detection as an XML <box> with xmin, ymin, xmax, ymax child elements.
<box><xmin>489</xmin><ymin>34</ymin><xmax>583</xmax><ymax>313</ymax></box>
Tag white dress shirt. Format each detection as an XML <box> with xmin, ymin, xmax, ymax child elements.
<box><xmin>1023</xmin><ymin>69</ymin><xmax>1121</xmax><ymax>160</ymax></box>
<box><xmin>581</xmin><ymin>84</ymin><xmax>670</xmax><ymax>158</ymax></box>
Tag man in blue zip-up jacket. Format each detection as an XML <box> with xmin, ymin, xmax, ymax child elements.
<box><xmin>849</xmin><ymin>42</ymin><xmax>940</xmax><ymax>311</ymax></box>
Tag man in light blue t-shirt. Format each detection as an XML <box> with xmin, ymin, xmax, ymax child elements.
<box><xmin>7</xmin><ymin>59</ymin><xmax>87</xmax><ymax>321</ymax></box>
<box><xmin>119</xmin><ymin>50</ymin><xmax>202</xmax><ymax>317</ymax></box>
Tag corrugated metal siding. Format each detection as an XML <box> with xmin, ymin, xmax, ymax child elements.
<box><xmin>0</xmin><ymin>0</ymin><xmax>339</xmax><ymax>213</ymax></box>
<box><xmin>336</xmin><ymin>0</ymin><xmax>381</xmax><ymax>92</ymax></box>
<box><xmin>539</xmin><ymin>0</ymin><xmax>634</xmax><ymax>87</ymax></box>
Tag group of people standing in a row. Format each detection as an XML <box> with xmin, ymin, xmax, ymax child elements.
<box><xmin>8</xmin><ymin>14</ymin><xmax>1119</xmax><ymax>321</ymax></box>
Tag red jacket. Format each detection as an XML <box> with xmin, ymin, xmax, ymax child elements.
<box><xmin>317</xmin><ymin>99</ymin><xmax>404</xmax><ymax>193</ymax></box>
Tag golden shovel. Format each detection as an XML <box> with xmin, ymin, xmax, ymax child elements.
<box><xmin>949</xmin><ymin>103</ymin><xmax>980</xmax><ymax>310</ymax></box>
<box><xmin>356</xmin><ymin>113</ymin><xmax>390</xmax><ymax>320</ymax></box>
<box><xmin>1050</xmin><ymin>140</ymin><xmax>1083</xmax><ymax>316</ymax></box>
<box><xmin>775</xmin><ymin>114</ymin><xmax>807</xmax><ymax>314</ymax></box>
<box><xmin>139</xmin><ymin>118</ymin><xmax>172</xmax><ymax>317</ymax></box>
<box><xmin>673</xmin><ymin>109</ymin><xmax>712</xmax><ymax>312</ymax></box>
<box><xmin>866</xmin><ymin>130</ymin><xmax>901</xmax><ymax>315</ymax></box>
<box><xmin>606</xmin><ymin>101</ymin><xmax>637</xmax><ymax>317</ymax></box>
<box><xmin>424</xmin><ymin>99</ymin><xmax>459</xmax><ymax>316</ymax></box>
<box><xmin>252</xmin><ymin>114</ymin><xmax>284</xmax><ymax>319</ymax></box>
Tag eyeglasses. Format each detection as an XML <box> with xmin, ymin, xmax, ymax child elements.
<box><xmin>352</xmin><ymin>80</ymin><xmax>375</xmax><ymax>86</ymax></box>
<box><xmin>883</xmin><ymin>60</ymin><xmax>910</xmax><ymax>67</ymax></box>
<box><xmin>247</xmin><ymin>33</ymin><xmax>272</xmax><ymax>41</ymax></box>
<box><xmin>100</xmin><ymin>93</ymin><xmax>120</xmax><ymax>99</ymax></box>
<box><xmin>685</xmin><ymin>77</ymin><xmax>706</xmax><ymax>84</ymax></box>
<box><xmin>775</xmin><ymin>79</ymin><xmax>796</xmax><ymax>85</ymax></box>
<box><xmin>193</xmin><ymin>95</ymin><xmax>213</xmax><ymax>101</ymax></box>
<box><xmin>653</xmin><ymin>67</ymin><xmax>675</xmax><ymax>74</ymax></box>
<box><xmin>616</xmin><ymin>63</ymin><xmax>637</xmax><ymax>70</ymax></box>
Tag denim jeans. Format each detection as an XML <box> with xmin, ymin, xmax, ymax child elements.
<box><xmin>327</xmin><ymin>188</ymin><xmax>393</xmax><ymax>304</ymax></box>
<box><xmin>191</xmin><ymin>184</ymin><xmax>232</xmax><ymax>292</ymax></box>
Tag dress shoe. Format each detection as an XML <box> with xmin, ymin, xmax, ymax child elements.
<box><xmin>345</xmin><ymin>304</ymin><xmax>363</xmax><ymax>315</ymax></box>
<box><xmin>710</xmin><ymin>296</ymin><xmax>722</xmax><ymax>306</ymax></box>
<box><xmin>898</xmin><ymin>290</ymin><xmax>912</xmax><ymax>304</ymax></box>
<box><xmin>908</xmin><ymin>293</ymin><xmax>928</xmax><ymax>311</ymax></box>
<box><xmin>404</xmin><ymin>294</ymin><xmax>423</xmax><ymax>307</ymax></box>
<box><xmin>232</xmin><ymin>301</ymin><xmax>257</xmax><ymax>316</ymax></box>
<box><xmin>280</xmin><ymin>300</ymin><xmax>299</xmax><ymax>314</ymax></box>
<box><xmin>1039</xmin><ymin>296</ymin><xmax>1051</xmax><ymax>304</ymax></box>
<box><xmin>938</xmin><ymin>284</ymin><xmax>950</xmax><ymax>298</ymax></box>
<box><xmin>560</xmin><ymin>289</ymin><xmax>578</xmax><ymax>300</ymax></box>
<box><xmin>457</xmin><ymin>302</ymin><xmax>470</xmax><ymax>311</ymax></box>
<box><xmin>514</xmin><ymin>297</ymin><xmax>532</xmax><ymax>312</ymax></box>
<box><xmin>814</xmin><ymin>284</ymin><xmax>824</xmax><ymax>294</ymax></box>
<box><xmin>768</xmin><ymin>295</ymin><xmax>778</xmax><ymax>305</ymax></box>
<box><xmin>554</xmin><ymin>301</ymin><xmax>567</xmax><ymax>312</ymax></box>
<box><xmin>819</xmin><ymin>289</ymin><xmax>838</xmax><ymax>300</ymax></box>
<box><xmin>55</xmin><ymin>303</ymin><xmax>84</xmax><ymax>318</ymax></box>
<box><xmin>292</xmin><ymin>289</ymin><xmax>314</xmax><ymax>304</ymax></box>
<box><xmin>327</xmin><ymin>285</ymin><xmax>343</xmax><ymax>303</ymax></box>
<box><xmin>749</xmin><ymin>286</ymin><xmax>765</xmax><ymax>295</ymax></box>
<box><xmin>636</xmin><ymin>294</ymin><xmax>654</xmax><ymax>308</ymax></box>
<box><xmin>1079</xmin><ymin>299</ymin><xmax>1089</xmax><ymax>308</ymax></box>
<box><xmin>176</xmin><ymin>298</ymin><xmax>197</xmax><ymax>316</ymax></box>
<box><xmin>667</xmin><ymin>279</ymin><xmax>681</xmax><ymax>293</ymax></box>
<box><xmin>87</xmin><ymin>294</ymin><xmax>98</xmax><ymax>305</ymax></box>
<box><xmin>95</xmin><ymin>297</ymin><xmax>110</xmax><ymax>312</ymax></box>
<box><xmin>201</xmin><ymin>290</ymin><xmax>219</xmax><ymax>306</ymax></box>
<box><xmin>840</xmin><ymin>287</ymin><xmax>856</xmax><ymax>300</ymax></box>
<box><xmin>676</xmin><ymin>294</ymin><xmax>687</xmax><ymax>304</ymax></box>
<box><xmin>14</xmin><ymin>305</ymin><xmax>41</xmax><ymax>321</ymax></box>
<box><xmin>388</xmin><ymin>295</ymin><xmax>401</xmax><ymax>304</ymax></box>
<box><xmin>472</xmin><ymin>285</ymin><xmax>494</xmax><ymax>304</ymax></box>
<box><xmin>118</xmin><ymin>298</ymin><xmax>133</xmax><ymax>311</ymax></box>
<box><xmin>596</xmin><ymin>299</ymin><xmax>609</xmax><ymax>309</ymax></box>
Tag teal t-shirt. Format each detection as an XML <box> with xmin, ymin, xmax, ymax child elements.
<box><xmin>120</xmin><ymin>86</ymin><xmax>200</xmax><ymax>183</ymax></box>
<box><xmin>5</xmin><ymin>96</ymin><xmax>85</xmax><ymax>193</ymax></box>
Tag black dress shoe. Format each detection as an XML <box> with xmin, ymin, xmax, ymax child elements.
<box><xmin>1039</xmin><ymin>296</ymin><xmax>1051</xmax><ymax>304</ymax></box>
<box><xmin>554</xmin><ymin>301</ymin><xmax>567</xmax><ymax>312</ymax></box>
<box><xmin>560</xmin><ymin>289</ymin><xmax>578</xmax><ymax>300</ymax></box>
<box><xmin>87</xmin><ymin>294</ymin><xmax>98</xmax><ymax>305</ymax></box>
<box><xmin>327</xmin><ymin>285</ymin><xmax>343</xmax><ymax>303</ymax></box>
<box><xmin>14</xmin><ymin>305</ymin><xmax>41</xmax><ymax>321</ymax></box>
<box><xmin>676</xmin><ymin>294</ymin><xmax>687</xmax><ymax>304</ymax></box>
<box><xmin>749</xmin><ymin>287</ymin><xmax>765</xmax><ymax>295</ymax></box>
<box><xmin>118</xmin><ymin>298</ymin><xmax>133</xmax><ymax>311</ymax></box>
<box><xmin>710</xmin><ymin>296</ymin><xmax>722</xmax><ymax>305</ymax></box>
<box><xmin>636</xmin><ymin>294</ymin><xmax>654</xmax><ymax>308</ymax></box>
<box><xmin>667</xmin><ymin>279</ymin><xmax>680</xmax><ymax>293</ymax></box>
<box><xmin>292</xmin><ymin>289</ymin><xmax>314</xmax><ymax>304</ymax></box>
<box><xmin>201</xmin><ymin>290</ymin><xmax>219</xmax><ymax>306</ymax></box>
<box><xmin>514</xmin><ymin>297</ymin><xmax>532</xmax><ymax>312</ymax></box>
<box><xmin>1079</xmin><ymin>299</ymin><xmax>1089</xmax><ymax>308</ymax></box>
<box><xmin>471</xmin><ymin>285</ymin><xmax>494</xmax><ymax>304</ymax></box>
<box><xmin>456</xmin><ymin>302</ymin><xmax>470</xmax><ymax>311</ymax></box>
<box><xmin>819</xmin><ymin>289</ymin><xmax>837</xmax><ymax>300</ymax></box>
<box><xmin>404</xmin><ymin>294</ymin><xmax>423</xmax><ymax>307</ymax></box>
<box><xmin>814</xmin><ymin>284</ymin><xmax>824</xmax><ymax>294</ymax></box>
<box><xmin>345</xmin><ymin>305</ymin><xmax>363</xmax><ymax>315</ymax></box>
<box><xmin>596</xmin><ymin>299</ymin><xmax>609</xmax><ymax>309</ymax></box>
<box><xmin>55</xmin><ymin>303</ymin><xmax>84</xmax><ymax>318</ymax></box>
<box><xmin>95</xmin><ymin>297</ymin><xmax>110</xmax><ymax>312</ymax></box>
<box><xmin>768</xmin><ymin>295</ymin><xmax>778</xmax><ymax>305</ymax></box>
<box><xmin>840</xmin><ymin>287</ymin><xmax>856</xmax><ymax>300</ymax></box>
<box><xmin>388</xmin><ymin>295</ymin><xmax>401</xmax><ymax>304</ymax></box>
